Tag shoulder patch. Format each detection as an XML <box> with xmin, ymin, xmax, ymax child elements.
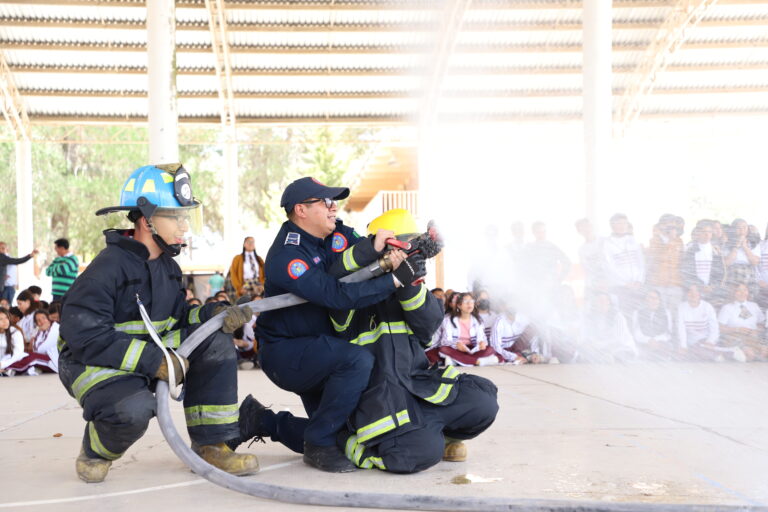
<box><xmin>285</xmin><ymin>232</ymin><xmax>301</xmax><ymax>246</ymax></box>
<box><xmin>331</xmin><ymin>232</ymin><xmax>348</xmax><ymax>253</ymax></box>
<box><xmin>287</xmin><ymin>259</ymin><xmax>309</xmax><ymax>279</ymax></box>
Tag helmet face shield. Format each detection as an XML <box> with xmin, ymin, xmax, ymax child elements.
<box><xmin>150</xmin><ymin>205</ymin><xmax>204</xmax><ymax>240</ymax></box>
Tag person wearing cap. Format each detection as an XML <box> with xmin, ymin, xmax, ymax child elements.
<box><xmin>58</xmin><ymin>164</ymin><xmax>258</xmax><ymax>483</ymax></box>
<box><xmin>329</xmin><ymin>209</ymin><xmax>499</xmax><ymax>473</ymax></box>
<box><xmin>251</xmin><ymin>177</ymin><xmax>424</xmax><ymax>472</ymax></box>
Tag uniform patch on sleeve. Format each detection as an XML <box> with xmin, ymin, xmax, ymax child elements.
<box><xmin>285</xmin><ymin>232</ymin><xmax>301</xmax><ymax>246</ymax></box>
<box><xmin>331</xmin><ymin>232</ymin><xmax>348</xmax><ymax>253</ymax></box>
<box><xmin>287</xmin><ymin>259</ymin><xmax>309</xmax><ymax>279</ymax></box>
<box><xmin>313</xmin><ymin>256</ymin><xmax>321</xmax><ymax>264</ymax></box>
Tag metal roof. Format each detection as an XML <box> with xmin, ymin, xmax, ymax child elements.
<box><xmin>1</xmin><ymin>0</ymin><xmax>768</xmax><ymax>126</ymax></box>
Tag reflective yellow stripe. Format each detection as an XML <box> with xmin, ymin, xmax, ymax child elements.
<box><xmin>88</xmin><ymin>421</ymin><xmax>121</xmax><ymax>460</ymax></box>
<box><xmin>119</xmin><ymin>339</ymin><xmax>146</xmax><ymax>372</ymax></box>
<box><xmin>188</xmin><ymin>306</ymin><xmax>202</xmax><ymax>325</ymax></box>
<box><xmin>349</xmin><ymin>321</ymin><xmax>413</xmax><ymax>347</ymax></box>
<box><xmin>330</xmin><ymin>310</ymin><xmax>355</xmax><ymax>333</ymax></box>
<box><xmin>163</xmin><ymin>329</ymin><xmax>181</xmax><ymax>348</ymax></box>
<box><xmin>115</xmin><ymin>316</ymin><xmax>177</xmax><ymax>335</ymax></box>
<box><xmin>342</xmin><ymin>247</ymin><xmax>360</xmax><ymax>272</ymax></box>
<box><xmin>344</xmin><ymin>434</ymin><xmax>386</xmax><ymax>470</ymax></box>
<box><xmin>399</xmin><ymin>284</ymin><xmax>427</xmax><ymax>311</ymax></box>
<box><xmin>356</xmin><ymin>409</ymin><xmax>411</xmax><ymax>443</ymax></box>
<box><xmin>57</xmin><ymin>336</ymin><xmax>66</xmax><ymax>352</ymax></box>
<box><xmin>423</xmin><ymin>366</ymin><xmax>460</xmax><ymax>404</ymax></box>
<box><xmin>72</xmin><ymin>366</ymin><xmax>130</xmax><ymax>403</ymax></box>
<box><xmin>184</xmin><ymin>404</ymin><xmax>239</xmax><ymax>427</ymax></box>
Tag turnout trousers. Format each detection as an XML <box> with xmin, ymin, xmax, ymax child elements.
<box><xmin>258</xmin><ymin>335</ymin><xmax>374</xmax><ymax>448</ymax></box>
<box><xmin>70</xmin><ymin>331</ymin><xmax>239</xmax><ymax>461</ymax></box>
<box><xmin>341</xmin><ymin>373</ymin><xmax>499</xmax><ymax>474</ymax></box>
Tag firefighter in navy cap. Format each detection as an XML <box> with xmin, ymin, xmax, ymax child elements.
<box><xmin>330</xmin><ymin>209</ymin><xmax>499</xmax><ymax>473</ymax></box>
<box><xmin>251</xmin><ymin>177</ymin><xmax>424</xmax><ymax>472</ymax></box>
<box><xmin>58</xmin><ymin>164</ymin><xmax>257</xmax><ymax>483</ymax></box>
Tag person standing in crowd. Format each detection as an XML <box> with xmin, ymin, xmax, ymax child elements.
<box><xmin>525</xmin><ymin>221</ymin><xmax>571</xmax><ymax>299</ymax></box>
<box><xmin>229</xmin><ymin>237</ymin><xmax>265</xmax><ymax>300</ymax></box>
<box><xmin>574</xmin><ymin>218</ymin><xmax>603</xmax><ymax>301</ymax></box>
<box><xmin>681</xmin><ymin>220</ymin><xmax>725</xmax><ymax>306</ymax></box>
<box><xmin>717</xmin><ymin>283</ymin><xmax>764</xmax><ymax>362</ymax></box>
<box><xmin>437</xmin><ymin>292</ymin><xmax>501</xmax><ymax>366</ymax></box>
<box><xmin>0</xmin><ymin>308</ymin><xmax>26</xmax><ymax>376</ymax></box>
<box><xmin>647</xmin><ymin>214</ymin><xmax>684</xmax><ymax>313</ymax></box>
<box><xmin>208</xmin><ymin>270</ymin><xmax>225</xmax><ymax>296</ymax></box>
<box><xmin>3</xmin><ymin>264</ymin><xmax>17</xmax><ymax>305</ymax></box>
<box><xmin>0</xmin><ymin>242</ymin><xmax>38</xmax><ymax>303</ymax></box>
<box><xmin>723</xmin><ymin>218</ymin><xmax>761</xmax><ymax>299</ymax></box>
<box><xmin>5</xmin><ymin>309</ymin><xmax>59</xmax><ymax>375</ymax></box>
<box><xmin>601</xmin><ymin>213</ymin><xmax>645</xmax><ymax>318</ymax></box>
<box><xmin>254</xmin><ymin>177</ymin><xmax>405</xmax><ymax>472</ymax></box>
<box><xmin>58</xmin><ymin>164</ymin><xmax>257</xmax><ymax>483</ymax></box>
<box><xmin>631</xmin><ymin>289</ymin><xmax>674</xmax><ymax>361</ymax></box>
<box><xmin>45</xmin><ymin>238</ymin><xmax>79</xmax><ymax>302</ymax></box>
<box><xmin>677</xmin><ymin>284</ymin><xmax>723</xmax><ymax>361</ymax></box>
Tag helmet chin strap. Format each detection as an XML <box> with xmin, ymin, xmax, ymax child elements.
<box><xmin>145</xmin><ymin>216</ymin><xmax>185</xmax><ymax>257</ymax></box>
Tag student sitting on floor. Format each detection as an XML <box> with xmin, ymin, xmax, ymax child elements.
<box><xmin>0</xmin><ymin>307</ymin><xmax>26</xmax><ymax>376</ymax></box>
<box><xmin>717</xmin><ymin>283</ymin><xmax>764</xmax><ymax>362</ymax></box>
<box><xmin>5</xmin><ymin>309</ymin><xmax>59</xmax><ymax>375</ymax></box>
<box><xmin>437</xmin><ymin>292</ymin><xmax>501</xmax><ymax>366</ymax></box>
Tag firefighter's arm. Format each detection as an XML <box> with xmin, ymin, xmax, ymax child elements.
<box><xmin>329</xmin><ymin>309</ymin><xmax>358</xmax><ymax>338</ymax></box>
<box><xmin>397</xmin><ymin>283</ymin><xmax>443</xmax><ymax>344</ymax></box>
<box><xmin>59</xmin><ymin>275</ymin><xmax>164</xmax><ymax>377</ymax></box>
<box><xmin>327</xmin><ymin>233</ymin><xmax>387</xmax><ymax>278</ymax></box>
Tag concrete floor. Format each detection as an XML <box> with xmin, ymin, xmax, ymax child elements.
<box><xmin>1</xmin><ymin>362</ymin><xmax>767</xmax><ymax>511</ymax></box>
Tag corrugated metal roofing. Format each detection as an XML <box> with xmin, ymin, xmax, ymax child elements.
<box><xmin>1</xmin><ymin>0</ymin><xmax>767</xmax><ymax>125</ymax></box>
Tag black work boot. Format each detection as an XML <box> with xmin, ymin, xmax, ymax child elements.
<box><xmin>226</xmin><ymin>394</ymin><xmax>275</xmax><ymax>451</ymax></box>
<box><xmin>303</xmin><ymin>441</ymin><xmax>358</xmax><ymax>473</ymax></box>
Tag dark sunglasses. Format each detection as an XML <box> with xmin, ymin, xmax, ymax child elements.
<box><xmin>300</xmin><ymin>198</ymin><xmax>336</xmax><ymax>209</ymax></box>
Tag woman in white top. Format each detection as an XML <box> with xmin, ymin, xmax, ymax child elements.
<box><xmin>723</xmin><ymin>218</ymin><xmax>761</xmax><ymax>300</ymax></box>
<box><xmin>718</xmin><ymin>283</ymin><xmax>765</xmax><ymax>362</ymax></box>
<box><xmin>677</xmin><ymin>284</ymin><xmax>727</xmax><ymax>362</ymax></box>
<box><xmin>437</xmin><ymin>292</ymin><xmax>501</xmax><ymax>366</ymax></box>
<box><xmin>0</xmin><ymin>308</ymin><xmax>26</xmax><ymax>375</ymax></box>
<box><xmin>6</xmin><ymin>310</ymin><xmax>59</xmax><ymax>374</ymax></box>
<box><xmin>489</xmin><ymin>307</ymin><xmax>542</xmax><ymax>364</ymax></box>
<box><xmin>578</xmin><ymin>292</ymin><xmax>638</xmax><ymax>363</ymax></box>
<box><xmin>15</xmin><ymin>290</ymin><xmax>41</xmax><ymax>343</ymax></box>
<box><xmin>632</xmin><ymin>289</ymin><xmax>674</xmax><ymax>361</ymax></box>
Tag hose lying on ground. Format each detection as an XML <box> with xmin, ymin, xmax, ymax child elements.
<box><xmin>155</xmin><ymin>263</ymin><xmax>768</xmax><ymax>512</ymax></box>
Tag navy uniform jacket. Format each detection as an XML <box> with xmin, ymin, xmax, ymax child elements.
<box><xmin>256</xmin><ymin>220</ymin><xmax>395</xmax><ymax>343</ymax></box>
<box><xmin>329</xmin><ymin>281</ymin><xmax>454</xmax><ymax>447</ymax></box>
<box><xmin>58</xmin><ymin>230</ymin><xmax>218</xmax><ymax>404</ymax></box>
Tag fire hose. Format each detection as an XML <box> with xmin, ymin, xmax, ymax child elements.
<box><xmin>152</xmin><ymin>247</ymin><xmax>766</xmax><ymax>512</ymax></box>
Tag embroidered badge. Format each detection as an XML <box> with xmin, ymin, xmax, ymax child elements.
<box><xmin>285</xmin><ymin>232</ymin><xmax>301</xmax><ymax>246</ymax></box>
<box><xmin>313</xmin><ymin>256</ymin><xmax>321</xmax><ymax>264</ymax></box>
<box><xmin>331</xmin><ymin>232</ymin><xmax>348</xmax><ymax>253</ymax></box>
<box><xmin>287</xmin><ymin>259</ymin><xmax>309</xmax><ymax>279</ymax></box>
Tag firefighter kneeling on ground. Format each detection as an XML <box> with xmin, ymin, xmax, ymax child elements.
<box><xmin>331</xmin><ymin>209</ymin><xmax>499</xmax><ymax>473</ymax></box>
<box><xmin>58</xmin><ymin>164</ymin><xmax>257</xmax><ymax>483</ymax></box>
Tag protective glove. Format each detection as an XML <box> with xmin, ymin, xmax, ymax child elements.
<box><xmin>393</xmin><ymin>252</ymin><xmax>427</xmax><ymax>287</ymax></box>
<box><xmin>155</xmin><ymin>354</ymin><xmax>189</xmax><ymax>386</ymax></box>
<box><xmin>215</xmin><ymin>305</ymin><xmax>253</xmax><ymax>334</ymax></box>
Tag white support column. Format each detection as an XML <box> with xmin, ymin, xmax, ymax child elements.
<box><xmin>582</xmin><ymin>0</ymin><xmax>612</xmax><ymax>224</ymax></box>
<box><xmin>15</xmin><ymin>137</ymin><xmax>35</xmax><ymax>286</ymax></box>
<box><xmin>222</xmin><ymin>125</ymin><xmax>239</xmax><ymax>251</ymax></box>
<box><xmin>147</xmin><ymin>0</ymin><xmax>179</xmax><ymax>164</ymax></box>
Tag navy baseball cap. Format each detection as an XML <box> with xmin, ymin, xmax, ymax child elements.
<box><xmin>280</xmin><ymin>177</ymin><xmax>350</xmax><ymax>213</ymax></box>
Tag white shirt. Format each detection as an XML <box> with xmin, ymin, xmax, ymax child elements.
<box><xmin>0</xmin><ymin>327</ymin><xmax>26</xmax><ymax>369</ymax></box>
<box><xmin>242</xmin><ymin>253</ymin><xmax>259</xmax><ymax>281</ymax></box>
<box><xmin>602</xmin><ymin>235</ymin><xmax>645</xmax><ymax>286</ymax></box>
<box><xmin>677</xmin><ymin>300</ymin><xmax>719</xmax><ymax>348</ymax></box>
<box><xmin>31</xmin><ymin>322</ymin><xmax>59</xmax><ymax>372</ymax></box>
<box><xmin>489</xmin><ymin>314</ymin><xmax>535</xmax><ymax>362</ymax></box>
<box><xmin>758</xmin><ymin>241</ymin><xmax>768</xmax><ymax>284</ymax></box>
<box><xmin>4</xmin><ymin>264</ymin><xmax>17</xmax><ymax>287</ymax></box>
<box><xmin>731</xmin><ymin>244</ymin><xmax>761</xmax><ymax>265</ymax></box>
<box><xmin>693</xmin><ymin>242</ymin><xmax>713</xmax><ymax>285</ymax></box>
<box><xmin>718</xmin><ymin>301</ymin><xmax>765</xmax><ymax>330</ymax></box>
<box><xmin>579</xmin><ymin>239</ymin><xmax>604</xmax><ymax>288</ymax></box>
<box><xmin>19</xmin><ymin>313</ymin><xmax>38</xmax><ymax>342</ymax></box>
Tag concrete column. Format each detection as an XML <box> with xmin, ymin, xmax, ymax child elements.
<box><xmin>582</xmin><ymin>0</ymin><xmax>612</xmax><ymax>224</ymax></box>
<box><xmin>147</xmin><ymin>0</ymin><xmax>179</xmax><ymax>164</ymax></box>
<box><xmin>15</xmin><ymin>137</ymin><xmax>35</xmax><ymax>286</ymax></box>
<box><xmin>222</xmin><ymin>125</ymin><xmax>239</xmax><ymax>252</ymax></box>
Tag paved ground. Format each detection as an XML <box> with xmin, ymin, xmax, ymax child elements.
<box><xmin>1</xmin><ymin>362</ymin><xmax>767</xmax><ymax>511</ymax></box>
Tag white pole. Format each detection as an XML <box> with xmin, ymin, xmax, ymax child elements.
<box><xmin>582</xmin><ymin>0</ymin><xmax>612</xmax><ymax>225</ymax></box>
<box><xmin>15</xmin><ymin>137</ymin><xmax>35</xmax><ymax>287</ymax></box>
<box><xmin>223</xmin><ymin>125</ymin><xmax>239</xmax><ymax>253</ymax></box>
<box><xmin>147</xmin><ymin>0</ymin><xmax>179</xmax><ymax>164</ymax></box>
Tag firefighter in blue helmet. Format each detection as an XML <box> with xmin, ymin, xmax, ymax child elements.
<box><xmin>331</xmin><ymin>209</ymin><xmax>499</xmax><ymax>473</ymax></box>
<box><xmin>252</xmin><ymin>177</ymin><xmax>424</xmax><ymax>472</ymax></box>
<box><xmin>58</xmin><ymin>164</ymin><xmax>256</xmax><ymax>483</ymax></box>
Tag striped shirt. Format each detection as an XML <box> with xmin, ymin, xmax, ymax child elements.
<box><xmin>677</xmin><ymin>300</ymin><xmax>719</xmax><ymax>348</ymax></box>
<box><xmin>45</xmin><ymin>253</ymin><xmax>79</xmax><ymax>297</ymax></box>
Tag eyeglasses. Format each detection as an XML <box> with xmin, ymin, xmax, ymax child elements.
<box><xmin>154</xmin><ymin>213</ymin><xmax>191</xmax><ymax>225</ymax></box>
<box><xmin>300</xmin><ymin>198</ymin><xmax>336</xmax><ymax>209</ymax></box>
